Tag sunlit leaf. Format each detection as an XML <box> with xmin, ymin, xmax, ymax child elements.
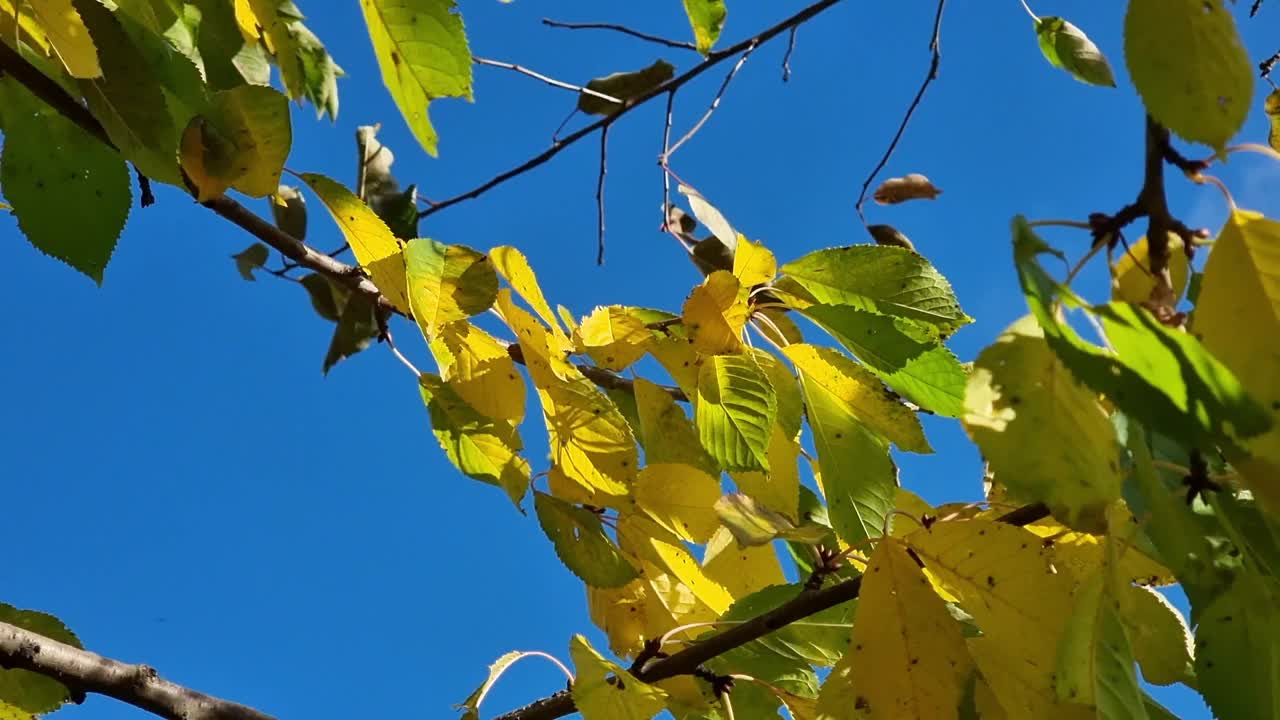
<box><xmin>191</xmin><ymin>0</ymin><xmax>272</xmax><ymax>90</ymax></box>
<box><xmin>682</xmin><ymin>0</ymin><xmax>726</xmax><ymax>55</ymax></box>
<box><xmin>634</xmin><ymin>463</ymin><xmax>721</xmax><ymax>543</ymax></box>
<box><xmin>718</xmin><ymin>583</ymin><xmax>855</xmax><ymax>667</ymax></box>
<box><xmin>1034</xmin><ymin>16</ymin><xmax>1116</xmax><ymax>87</ymax></box>
<box><xmin>430</xmin><ymin>320</ymin><xmax>525</xmax><ymax>423</ymax></box>
<box><xmin>535</xmin><ymin>492</ymin><xmax>638</xmax><ymax>588</ymax></box>
<box><xmin>682</xmin><ymin>270</ymin><xmax>748</xmax><ymax>355</ymax></box>
<box><xmin>405</xmin><ymin>239</ymin><xmax>497</xmax><ymax>340</ymax></box>
<box><xmin>419</xmin><ymin>373</ymin><xmax>529</xmax><ymax>508</ymax></box>
<box><xmin>577</xmin><ymin>306</ymin><xmax>654</xmax><ymax>371</ymax></box>
<box><xmin>180</xmin><ymin>85</ymin><xmax>291</xmax><ymax>200</ymax></box>
<box><xmin>490</xmin><ymin>245</ymin><xmax>566</xmax><ymax>335</ymax></box>
<box><xmin>714</xmin><ymin>492</ymin><xmax>828</xmax><ymax>547</ymax></box>
<box><xmin>570</xmin><ymin>634</ymin><xmax>669</xmax><ymax>720</ymax></box>
<box><xmin>248</xmin><ymin>0</ymin><xmax>306</xmax><ymax>98</ymax></box>
<box><xmin>1268</xmin><ymin>90</ymin><xmax>1280</xmax><ymax>153</ymax></box>
<box><xmin>731</xmin><ymin>426</ymin><xmax>802</xmax><ymax>522</ymax></box>
<box><xmin>702</xmin><ymin>526</ymin><xmax>786</xmax><ymax>599</ymax></box>
<box><xmin>696</xmin><ymin>353</ymin><xmax>777</xmax><ymax>472</ymax></box>
<box><xmin>360</xmin><ymin>0</ymin><xmax>472</xmax><ymax>156</ymax></box>
<box><xmin>578</xmin><ymin>60</ymin><xmax>675</xmax><ymax>116</ymax></box>
<box><xmin>872</xmin><ymin>173</ymin><xmax>943</xmax><ymax>205</ymax></box>
<box><xmin>29</xmin><ymin>0</ymin><xmax>99</xmax><ymax>78</ymax></box>
<box><xmin>620</xmin><ymin>515</ymin><xmax>733</xmax><ymax>614</ymax></box>
<box><xmin>455</xmin><ymin>651</ymin><xmax>526</xmax><ymax>720</ymax></box>
<box><xmin>733</xmin><ymin>236</ymin><xmax>776</xmax><ymax>287</ymax></box>
<box><xmin>1055</xmin><ymin>576</ymin><xmax>1149</xmax><ymax>717</ymax></box>
<box><xmin>1111</xmin><ymin>234</ymin><xmax>1189</xmax><ymax>305</ymax></box>
<box><xmin>633</xmin><ymin>378</ymin><xmax>717</xmax><ymax>475</ymax></box>
<box><xmin>1124</xmin><ymin>0</ymin><xmax>1252</xmax><ymax>149</ymax></box>
<box><xmin>1119</xmin><ymin>585</ymin><xmax>1195</xmax><ymax>687</ymax></box>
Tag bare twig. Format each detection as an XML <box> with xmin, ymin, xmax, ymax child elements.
<box><xmin>660</xmin><ymin>91</ymin><xmax>676</xmax><ymax>231</ymax></box>
<box><xmin>541</xmin><ymin>18</ymin><xmax>698</xmax><ymax>51</ymax></box>
<box><xmin>0</xmin><ymin>621</ymin><xmax>274</xmax><ymax>720</ymax></box>
<box><xmin>474</xmin><ymin>56</ymin><xmax>623</xmax><ymax>105</ymax></box>
<box><xmin>420</xmin><ymin>0</ymin><xmax>850</xmax><ymax>221</ymax></box>
<box><xmin>596</xmin><ymin>126</ymin><xmax>609</xmax><ymax>265</ymax></box>
<box><xmin>1252</xmin><ymin>0</ymin><xmax>1265</xmax><ymax>18</ymax></box>
<box><xmin>854</xmin><ymin>0</ymin><xmax>947</xmax><ymax>228</ymax></box>
<box><xmin>1260</xmin><ymin>48</ymin><xmax>1280</xmax><ymax>87</ymax></box>
<box><xmin>781</xmin><ymin>27</ymin><xmax>798</xmax><ymax>81</ymax></box>
<box><xmin>665</xmin><ymin>42</ymin><xmax>759</xmax><ymax>158</ymax></box>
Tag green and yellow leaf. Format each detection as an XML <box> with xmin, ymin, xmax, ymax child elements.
<box><xmin>570</xmin><ymin>634</ymin><xmax>669</xmax><ymax>720</ymax></box>
<box><xmin>696</xmin><ymin>353</ymin><xmax>777</xmax><ymax>472</ymax></box>
<box><xmin>405</xmin><ymin>239</ymin><xmax>498</xmax><ymax>340</ymax></box>
<box><xmin>534</xmin><ymin>491</ymin><xmax>639</xmax><ymax>588</ymax></box>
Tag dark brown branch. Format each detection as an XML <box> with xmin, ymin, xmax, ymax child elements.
<box><xmin>0</xmin><ymin>40</ymin><xmax>113</xmax><ymax>148</ymax></box>
<box><xmin>855</xmin><ymin>0</ymin><xmax>946</xmax><ymax>228</ymax></box>
<box><xmin>1260</xmin><ymin>48</ymin><xmax>1280</xmax><ymax>86</ymax></box>
<box><xmin>540</xmin><ymin>18</ymin><xmax>698</xmax><ymax>52</ymax></box>
<box><xmin>494</xmin><ymin>502</ymin><xmax>1051</xmax><ymax>720</ymax></box>
<box><xmin>1252</xmin><ymin>0</ymin><xmax>1264</xmax><ymax>17</ymax></box>
<box><xmin>596</xmin><ymin>126</ymin><xmax>608</xmax><ymax>265</ymax></box>
<box><xmin>421</xmin><ymin>0</ymin><xmax>849</xmax><ymax>220</ymax></box>
<box><xmin>0</xmin><ymin>621</ymin><xmax>274</xmax><ymax>720</ymax></box>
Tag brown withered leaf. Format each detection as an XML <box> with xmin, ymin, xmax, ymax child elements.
<box><xmin>872</xmin><ymin>173</ymin><xmax>943</xmax><ymax>205</ymax></box>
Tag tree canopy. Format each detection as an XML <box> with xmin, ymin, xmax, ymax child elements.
<box><xmin>2</xmin><ymin>2</ymin><xmax>1280</xmax><ymax>720</ymax></box>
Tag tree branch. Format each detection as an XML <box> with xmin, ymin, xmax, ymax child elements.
<box><xmin>493</xmin><ymin>502</ymin><xmax>1051</xmax><ymax>720</ymax></box>
<box><xmin>474</xmin><ymin>56</ymin><xmax>623</xmax><ymax>105</ymax></box>
<box><xmin>0</xmin><ymin>621</ymin><xmax>274</xmax><ymax>720</ymax></box>
<box><xmin>540</xmin><ymin>18</ymin><xmax>698</xmax><ymax>52</ymax></box>
<box><xmin>420</xmin><ymin>0</ymin><xmax>849</xmax><ymax>221</ymax></box>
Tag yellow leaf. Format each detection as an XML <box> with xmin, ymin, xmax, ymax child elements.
<box><xmin>634</xmin><ymin>463</ymin><xmax>721</xmax><ymax>543</ymax></box>
<box><xmin>233</xmin><ymin>0</ymin><xmax>263</xmax><ymax>43</ymax></box>
<box><xmin>589</xmin><ymin>580</ymin><xmax>651</xmax><ymax>658</ymax></box>
<box><xmin>620</xmin><ymin>515</ymin><xmax>733</xmax><ymax>614</ymax></box>
<box><xmin>1023</xmin><ymin>517</ymin><xmax>1175</xmax><ymax>587</ymax></box>
<box><xmin>701</xmin><ymin>526</ymin><xmax>784</xmax><ymax>599</ymax></box>
<box><xmin>0</xmin><ymin>0</ymin><xmax>50</xmax><ymax>53</ymax></box>
<box><xmin>817</xmin><ymin>538</ymin><xmax>973</xmax><ymax>720</ymax></box>
<box><xmin>570</xmin><ymin>634</ymin><xmax>669</xmax><ymax>720</ymax></box>
<box><xmin>29</xmin><ymin>0</ymin><xmax>99</xmax><ymax>78</ymax></box>
<box><xmin>544</xmin><ymin>379</ymin><xmax>638</xmax><ymax>497</ymax></box>
<box><xmin>577</xmin><ymin>306</ymin><xmax>653</xmax><ymax>372</ymax></box>
<box><xmin>1193</xmin><ymin>209</ymin><xmax>1280</xmax><ymax>506</ymax></box>
<box><xmin>634</xmin><ymin>378</ymin><xmax>716</xmax><ymax>475</ymax></box>
<box><xmin>731</xmin><ymin>427</ymin><xmax>802</xmax><ymax>521</ymax></box>
<box><xmin>419</xmin><ymin>374</ymin><xmax>528</xmax><ymax>507</ymax></box>
<box><xmin>300</xmin><ymin>173</ymin><xmax>410</xmax><ymax>313</ymax></box>
<box><xmin>249</xmin><ymin>0</ymin><xmax>305</xmax><ymax>98</ymax></box>
<box><xmin>405</xmin><ymin>240</ymin><xmax>498</xmax><ymax>340</ymax></box>
<box><xmin>785</xmin><ymin>343</ymin><xmax>931</xmax><ymax>453</ymax></box>
<box><xmin>733</xmin><ymin>235</ymin><xmax>776</xmax><ymax>287</ymax></box>
<box><xmin>682</xmin><ymin>270</ymin><xmax>748</xmax><ymax>355</ymax></box>
<box><xmin>889</xmin><ymin>488</ymin><xmax>934</xmax><ymax>539</ymax></box>
<box><xmin>904</xmin><ymin>519</ymin><xmax>1075</xmax><ymax>717</ymax></box>
<box><xmin>645</xmin><ymin>564</ymin><xmax>717</xmax><ymax>626</ymax></box>
<box><xmin>491</xmin><ymin>246</ymin><xmax>568</xmax><ymax>338</ymax></box>
<box><xmin>648</xmin><ymin>336</ymin><xmax>703</xmax><ymax>399</ymax></box>
<box><xmin>180</xmin><ymin>86</ymin><xmax>292</xmax><ymax>201</ymax></box>
<box><xmin>1268</xmin><ymin>90</ymin><xmax>1280</xmax><ymax>153</ymax></box>
<box><xmin>429</xmin><ymin>320</ymin><xmax>524</xmax><ymax>423</ymax></box>
<box><xmin>1112</xmin><ymin>234</ymin><xmax>1189</xmax><ymax>304</ymax></box>
<box><xmin>495</xmin><ymin>290</ymin><xmax>575</xmax><ymax>387</ymax></box>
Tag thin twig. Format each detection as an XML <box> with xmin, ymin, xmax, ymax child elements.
<box><xmin>382</xmin><ymin>329</ymin><xmax>422</xmax><ymax>377</ymax></box>
<box><xmin>541</xmin><ymin>18</ymin><xmax>699</xmax><ymax>51</ymax></box>
<box><xmin>666</xmin><ymin>42</ymin><xmax>759</xmax><ymax>158</ymax></box>
<box><xmin>596</xmin><ymin>126</ymin><xmax>608</xmax><ymax>265</ymax></box>
<box><xmin>854</xmin><ymin>0</ymin><xmax>947</xmax><ymax>228</ymax></box>
<box><xmin>420</xmin><ymin>0</ymin><xmax>850</xmax><ymax>221</ymax></box>
<box><xmin>781</xmin><ymin>27</ymin><xmax>798</xmax><ymax>81</ymax></box>
<box><xmin>660</xmin><ymin>91</ymin><xmax>676</xmax><ymax>231</ymax></box>
<box><xmin>1252</xmin><ymin>0</ymin><xmax>1265</xmax><ymax>18</ymax></box>
<box><xmin>474</xmin><ymin>56</ymin><xmax>622</xmax><ymax>105</ymax></box>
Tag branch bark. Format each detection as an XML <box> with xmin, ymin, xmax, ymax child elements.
<box><xmin>0</xmin><ymin>621</ymin><xmax>275</xmax><ymax>720</ymax></box>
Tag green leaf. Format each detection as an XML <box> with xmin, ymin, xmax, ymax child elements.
<box><xmin>103</xmin><ymin>0</ymin><xmax>210</xmax><ymax>127</ymax></box>
<box><xmin>74</xmin><ymin>0</ymin><xmax>183</xmax><ymax>185</ymax></box>
<box><xmin>288</xmin><ymin>21</ymin><xmax>344</xmax><ymax>120</ymax></box>
<box><xmin>578</xmin><ymin>60</ymin><xmax>675</xmax><ymax>117</ymax></box>
<box><xmin>0</xmin><ymin>604</ymin><xmax>82</xmax><ymax>714</ymax></box>
<box><xmin>1124</xmin><ymin>0</ymin><xmax>1252</xmax><ymax>150</ymax></box>
<box><xmin>360</xmin><ymin>0</ymin><xmax>472</xmax><ymax>156</ymax></box>
<box><xmin>1012</xmin><ymin>217</ymin><xmax>1271</xmax><ymax>451</ymax></box>
<box><xmin>1120</xmin><ymin>585</ymin><xmax>1195</xmax><ymax>687</ymax></box>
<box><xmin>300</xmin><ymin>273</ymin><xmax>345</xmax><ymax>322</ymax></box>
<box><xmin>1055</xmin><ymin>577</ymin><xmax>1150</xmax><ymax>718</ymax></box>
<box><xmin>191</xmin><ymin>0</ymin><xmax>272</xmax><ymax>89</ymax></box>
<box><xmin>404</xmin><ymin>239</ymin><xmax>498</xmax><ymax>341</ymax></box>
<box><xmin>419</xmin><ymin>373</ymin><xmax>529</xmax><ymax>508</ymax></box>
<box><xmin>963</xmin><ymin>315</ymin><xmax>1122</xmax><ymax>532</ymax></box>
<box><xmin>0</xmin><ymin>77</ymin><xmax>130</xmax><ymax>284</ymax></box>
<box><xmin>1212</xmin><ymin>490</ymin><xmax>1280</xmax><ymax>579</ymax></box>
<box><xmin>696</xmin><ymin>354</ymin><xmax>777</xmax><ymax>472</ymax></box>
<box><xmin>714</xmin><ymin>492</ymin><xmax>829</xmax><ymax>547</ymax></box>
<box><xmin>323</xmin><ymin>289</ymin><xmax>378</xmax><ymax>374</ymax></box>
<box><xmin>1194</xmin><ymin>573</ymin><xmax>1280</xmax><ymax>720</ymax></box>
<box><xmin>232</xmin><ymin>243</ymin><xmax>270</xmax><ymax>281</ymax></box>
<box><xmin>247</xmin><ymin>0</ymin><xmax>306</xmax><ymax>100</ymax></box>
<box><xmin>180</xmin><ymin>84</ymin><xmax>292</xmax><ymax>200</ymax></box>
<box><xmin>781</xmin><ymin>245</ymin><xmax>972</xmax><ymax>336</ymax></box>
<box><xmin>799</xmin><ymin>304</ymin><xmax>968</xmax><ymax>417</ymax></box>
<box><xmin>534</xmin><ymin>491</ymin><xmax>638</xmax><ymax>588</ymax></box>
<box><xmin>718</xmin><ymin>584</ymin><xmax>855</xmax><ymax>667</ymax></box>
<box><xmin>797</xmin><ymin>353</ymin><xmax>898</xmax><ymax>547</ymax></box>
<box><xmin>570</xmin><ymin>635</ymin><xmax>669</xmax><ymax>720</ymax></box>
<box><xmin>1034</xmin><ymin>16</ymin><xmax>1116</xmax><ymax>87</ymax></box>
<box><xmin>271</xmin><ymin>185</ymin><xmax>307</xmax><ymax>240</ymax></box>
<box><xmin>682</xmin><ymin>0</ymin><xmax>726</xmax><ymax>55</ymax></box>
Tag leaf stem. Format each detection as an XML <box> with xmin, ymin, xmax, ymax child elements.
<box><xmin>1018</xmin><ymin>0</ymin><xmax>1039</xmax><ymax>22</ymax></box>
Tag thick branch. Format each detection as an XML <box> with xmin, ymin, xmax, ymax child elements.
<box><xmin>494</xmin><ymin>502</ymin><xmax>1051</xmax><ymax>720</ymax></box>
<box><xmin>419</xmin><ymin>0</ymin><xmax>848</xmax><ymax>220</ymax></box>
<box><xmin>0</xmin><ymin>622</ymin><xmax>274</xmax><ymax>720</ymax></box>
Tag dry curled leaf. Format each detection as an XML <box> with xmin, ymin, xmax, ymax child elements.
<box><xmin>872</xmin><ymin>173</ymin><xmax>943</xmax><ymax>205</ymax></box>
<box><xmin>867</xmin><ymin>224</ymin><xmax>916</xmax><ymax>251</ymax></box>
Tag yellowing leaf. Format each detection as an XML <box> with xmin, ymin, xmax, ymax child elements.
<box><xmin>248</xmin><ymin>0</ymin><xmax>304</xmax><ymax>96</ymax></box>
<box><xmin>535</xmin><ymin>492</ymin><xmax>639</xmax><ymax>588</ymax></box>
<box><xmin>1023</xmin><ymin>519</ymin><xmax>1175</xmax><ymax>588</ymax></box>
<box><xmin>1120</xmin><ymin>585</ymin><xmax>1194</xmax><ymax>687</ymax></box>
<box><xmin>634</xmin><ymin>378</ymin><xmax>716</xmax><ymax>474</ymax></box>
<box><xmin>405</xmin><ymin>239</ymin><xmax>498</xmax><ymax>340</ymax></box>
<box><xmin>495</xmin><ymin>290</ymin><xmax>575</xmax><ymax>388</ymax></box>
<box><xmin>1124</xmin><ymin>0</ymin><xmax>1252</xmax><ymax>150</ymax></box>
<box><xmin>732</xmin><ymin>426</ymin><xmax>802</xmax><ymax>521</ymax></box>
<box><xmin>1112</xmin><ymin>234</ymin><xmax>1190</xmax><ymax>304</ymax></box>
<box><xmin>429</xmin><ymin>320</ymin><xmax>524</xmax><ymax>423</ymax></box>
<box><xmin>785</xmin><ymin>343</ymin><xmax>931</xmax><ymax>454</ymax></box>
<box><xmin>682</xmin><ymin>0</ymin><xmax>726</xmax><ymax>55</ymax></box>
<box><xmin>620</xmin><ymin>515</ymin><xmax>733</xmax><ymax>614</ymax></box>
<box><xmin>683</xmin><ymin>270</ymin><xmax>748</xmax><ymax>355</ymax></box>
<box><xmin>29</xmin><ymin>0</ymin><xmax>99</xmax><ymax>77</ymax></box>
<box><xmin>180</xmin><ymin>85</ymin><xmax>291</xmax><ymax>201</ymax></box>
<box><xmin>419</xmin><ymin>374</ymin><xmax>528</xmax><ymax>508</ymax></box>
<box><xmin>535</xmin><ymin>355</ymin><xmax>640</xmax><ymax>498</ymax></box>
<box><xmin>904</xmin><ymin>520</ymin><xmax>1075</xmax><ymax>718</ymax></box>
<box><xmin>872</xmin><ymin>173</ymin><xmax>943</xmax><ymax>205</ymax></box>
<box><xmin>454</xmin><ymin>651</ymin><xmax>530</xmax><ymax>720</ymax></box>
<box><xmin>648</xmin><ymin>336</ymin><xmax>703</xmax><ymax>400</ymax></box>
<box><xmin>570</xmin><ymin>635</ymin><xmax>668</xmax><ymax>720</ymax></box>
<box><xmin>360</xmin><ymin>0</ymin><xmax>472</xmax><ymax>156</ymax></box>
<box><xmin>634</xmin><ymin>463</ymin><xmax>721</xmax><ymax>543</ymax></box>
<box><xmin>0</xmin><ymin>1</ymin><xmax>51</xmax><ymax>54</ymax></box>
<box><xmin>589</xmin><ymin>580</ymin><xmax>651</xmax><ymax>659</ymax></box>
<box><xmin>1267</xmin><ymin>90</ymin><xmax>1280</xmax><ymax>153</ymax></box>
<box><xmin>733</xmin><ymin>236</ymin><xmax>776</xmax><ymax>287</ymax></box>
<box><xmin>1054</xmin><ymin>576</ymin><xmax>1149</xmax><ymax>716</ymax></box>
<box><xmin>963</xmin><ymin>315</ymin><xmax>1122</xmax><ymax>532</ymax></box>
<box><xmin>816</xmin><ymin>539</ymin><xmax>973</xmax><ymax>720</ymax></box>
<box><xmin>696</xmin><ymin>354</ymin><xmax>777</xmax><ymax>472</ymax></box>
<box><xmin>714</xmin><ymin>492</ymin><xmax>827</xmax><ymax>547</ymax></box>
<box><xmin>491</xmin><ymin>245</ymin><xmax>565</xmax><ymax>333</ymax></box>
<box><xmin>702</xmin><ymin>526</ymin><xmax>785</xmax><ymax>599</ymax></box>
<box><xmin>300</xmin><ymin>173</ymin><xmax>409</xmax><ymax>313</ymax></box>
<box><xmin>1193</xmin><ymin>209</ymin><xmax>1280</xmax><ymax>504</ymax></box>
<box><xmin>577</xmin><ymin>306</ymin><xmax>653</xmax><ymax>371</ymax></box>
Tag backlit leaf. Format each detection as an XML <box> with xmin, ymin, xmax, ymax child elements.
<box><xmin>733</xmin><ymin>236</ymin><xmax>776</xmax><ymax>287</ymax></box>
<box><xmin>714</xmin><ymin>492</ymin><xmax>828</xmax><ymax>547</ymax></box>
<box><xmin>360</xmin><ymin>0</ymin><xmax>472</xmax><ymax>156</ymax></box>
<box><xmin>702</xmin><ymin>526</ymin><xmax>785</xmax><ymax>599</ymax></box>
<box><xmin>405</xmin><ymin>239</ymin><xmax>497</xmax><ymax>340</ymax></box>
<box><xmin>0</xmin><ymin>77</ymin><xmax>129</xmax><ymax>284</ymax></box>
<box><xmin>429</xmin><ymin>320</ymin><xmax>525</xmax><ymax>423</ymax></box>
<box><xmin>1034</xmin><ymin>16</ymin><xmax>1116</xmax><ymax>87</ymax></box>
<box><xmin>1124</xmin><ymin>0</ymin><xmax>1252</xmax><ymax>149</ymax></box>
<box><xmin>490</xmin><ymin>245</ymin><xmax>565</xmax><ymax>335</ymax></box>
<box><xmin>540</xmin><ymin>368</ymin><xmax>639</xmax><ymax>499</ymax></box>
<box><xmin>29</xmin><ymin>0</ymin><xmax>99</xmax><ymax>77</ymax></box>
<box><xmin>1268</xmin><ymin>90</ymin><xmax>1280</xmax><ymax>153</ymax></box>
<box><xmin>496</xmin><ymin>290</ymin><xmax>575</xmax><ymax>388</ymax></box>
<box><xmin>1120</xmin><ymin>585</ymin><xmax>1195</xmax><ymax>687</ymax></box>
<box><xmin>419</xmin><ymin>373</ymin><xmax>528</xmax><ymax>508</ymax></box>
<box><xmin>816</xmin><ymin>539</ymin><xmax>973</xmax><ymax>720</ymax></box>
<box><xmin>0</xmin><ymin>604</ymin><xmax>81</xmax><ymax>714</ymax></box>
<box><xmin>682</xmin><ymin>270</ymin><xmax>748</xmax><ymax>355</ymax></box>
<box><xmin>535</xmin><ymin>491</ymin><xmax>638</xmax><ymax>588</ymax></box>
<box><xmin>248</xmin><ymin>0</ymin><xmax>306</xmax><ymax>99</ymax></box>
<box><xmin>300</xmin><ymin>172</ymin><xmax>410</xmax><ymax>313</ymax></box>
<box><xmin>180</xmin><ymin>85</ymin><xmax>291</xmax><ymax>200</ymax></box>
<box><xmin>578</xmin><ymin>60</ymin><xmax>675</xmax><ymax>116</ymax></box>
<box><xmin>620</xmin><ymin>515</ymin><xmax>733</xmax><ymax>614</ymax></box>
<box><xmin>192</xmin><ymin>0</ymin><xmax>272</xmax><ymax>90</ymax></box>
<box><xmin>718</xmin><ymin>583</ymin><xmax>855</xmax><ymax>666</ymax></box>
<box><xmin>455</xmin><ymin>651</ymin><xmax>527</xmax><ymax>720</ymax></box>
<box><xmin>1054</xmin><ymin>576</ymin><xmax>1149</xmax><ymax>718</ymax></box>
<box><xmin>577</xmin><ymin>306</ymin><xmax>654</xmax><ymax>371</ymax></box>
<box><xmin>731</xmin><ymin>426</ymin><xmax>802</xmax><ymax>522</ymax></box>
<box><xmin>682</xmin><ymin>0</ymin><xmax>726</xmax><ymax>55</ymax></box>
<box><xmin>634</xmin><ymin>463</ymin><xmax>721</xmax><ymax>543</ymax></box>
<box><xmin>1193</xmin><ymin>573</ymin><xmax>1280</xmax><ymax>720</ymax></box>
<box><xmin>696</xmin><ymin>353</ymin><xmax>777</xmax><ymax>472</ymax></box>
<box><xmin>570</xmin><ymin>634</ymin><xmax>668</xmax><ymax>720</ymax></box>
<box><xmin>634</xmin><ymin>378</ymin><xmax>716</xmax><ymax>475</ymax></box>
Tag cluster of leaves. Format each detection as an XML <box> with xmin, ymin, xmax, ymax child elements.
<box><xmin>3</xmin><ymin>2</ymin><xmax>1280</xmax><ymax>720</ymax></box>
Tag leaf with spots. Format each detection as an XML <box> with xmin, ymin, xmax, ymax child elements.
<box><xmin>682</xmin><ymin>270</ymin><xmax>748</xmax><ymax>355</ymax></box>
<box><xmin>682</xmin><ymin>0</ymin><xmax>726</xmax><ymax>55</ymax></box>
<box><xmin>429</xmin><ymin>320</ymin><xmax>525</xmax><ymax>423</ymax></box>
<box><xmin>576</xmin><ymin>306</ymin><xmax>654</xmax><ymax>372</ymax></box>
<box><xmin>0</xmin><ymin>76</ymin><xmax>129</xmax><ymax>284</ymax></box>
<box><xmin>1054</xmin><ymin>576</ymin><xmax>1150</xmax><ymax>718</ymax></box>
<box><xmin>419</xmin><ymin>372</ymin><xmax>529</xmax><ymax>508</ymax></box>
<box><xmin>816</xmin><ymin>539</ymin><xmax>973</xmax><ymax>720</ymax></box>
<box><xmin>534</xmin><ymin>491</ymin><xmax>638</xmax><ymax>588</ymax></box>
<box><xmin>570</xmin><ymin>634</ymin><xmax>669</xmax><ymax>720</ymax></box>
<box><xmin>0</xmin><ymin>604</ymin><xmax>82</xmax><ymax>714</ymax></box>
<box><xmin>634</xmin><ymin>463</ymin><xmax>721</xmax><ymax>544</ymax></box>
<box><xmin>359</xmin><ymin>0</ymin><xmax>472</xmax><ymax>156</ymax></box>
<box><xmin>1193</xmin><ymin>573</ymin><xmax>1280</xmax><ymax>720</ymax></box>
<box><xmin>405</xmin><ymin>239</ymin><xmax>498</xmax><ymax>340</ymax></box>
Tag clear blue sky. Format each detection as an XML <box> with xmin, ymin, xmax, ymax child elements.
<box><xmin>4</xmin><ymin>2</ymin><xmax>1278</xmax><ymax>718</ymax></box>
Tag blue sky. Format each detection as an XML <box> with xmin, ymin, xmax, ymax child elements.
<box><xmin>4</xmin><ymin>1</ymin><xmax>1278</xmax><ymax>718</ymax></box>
